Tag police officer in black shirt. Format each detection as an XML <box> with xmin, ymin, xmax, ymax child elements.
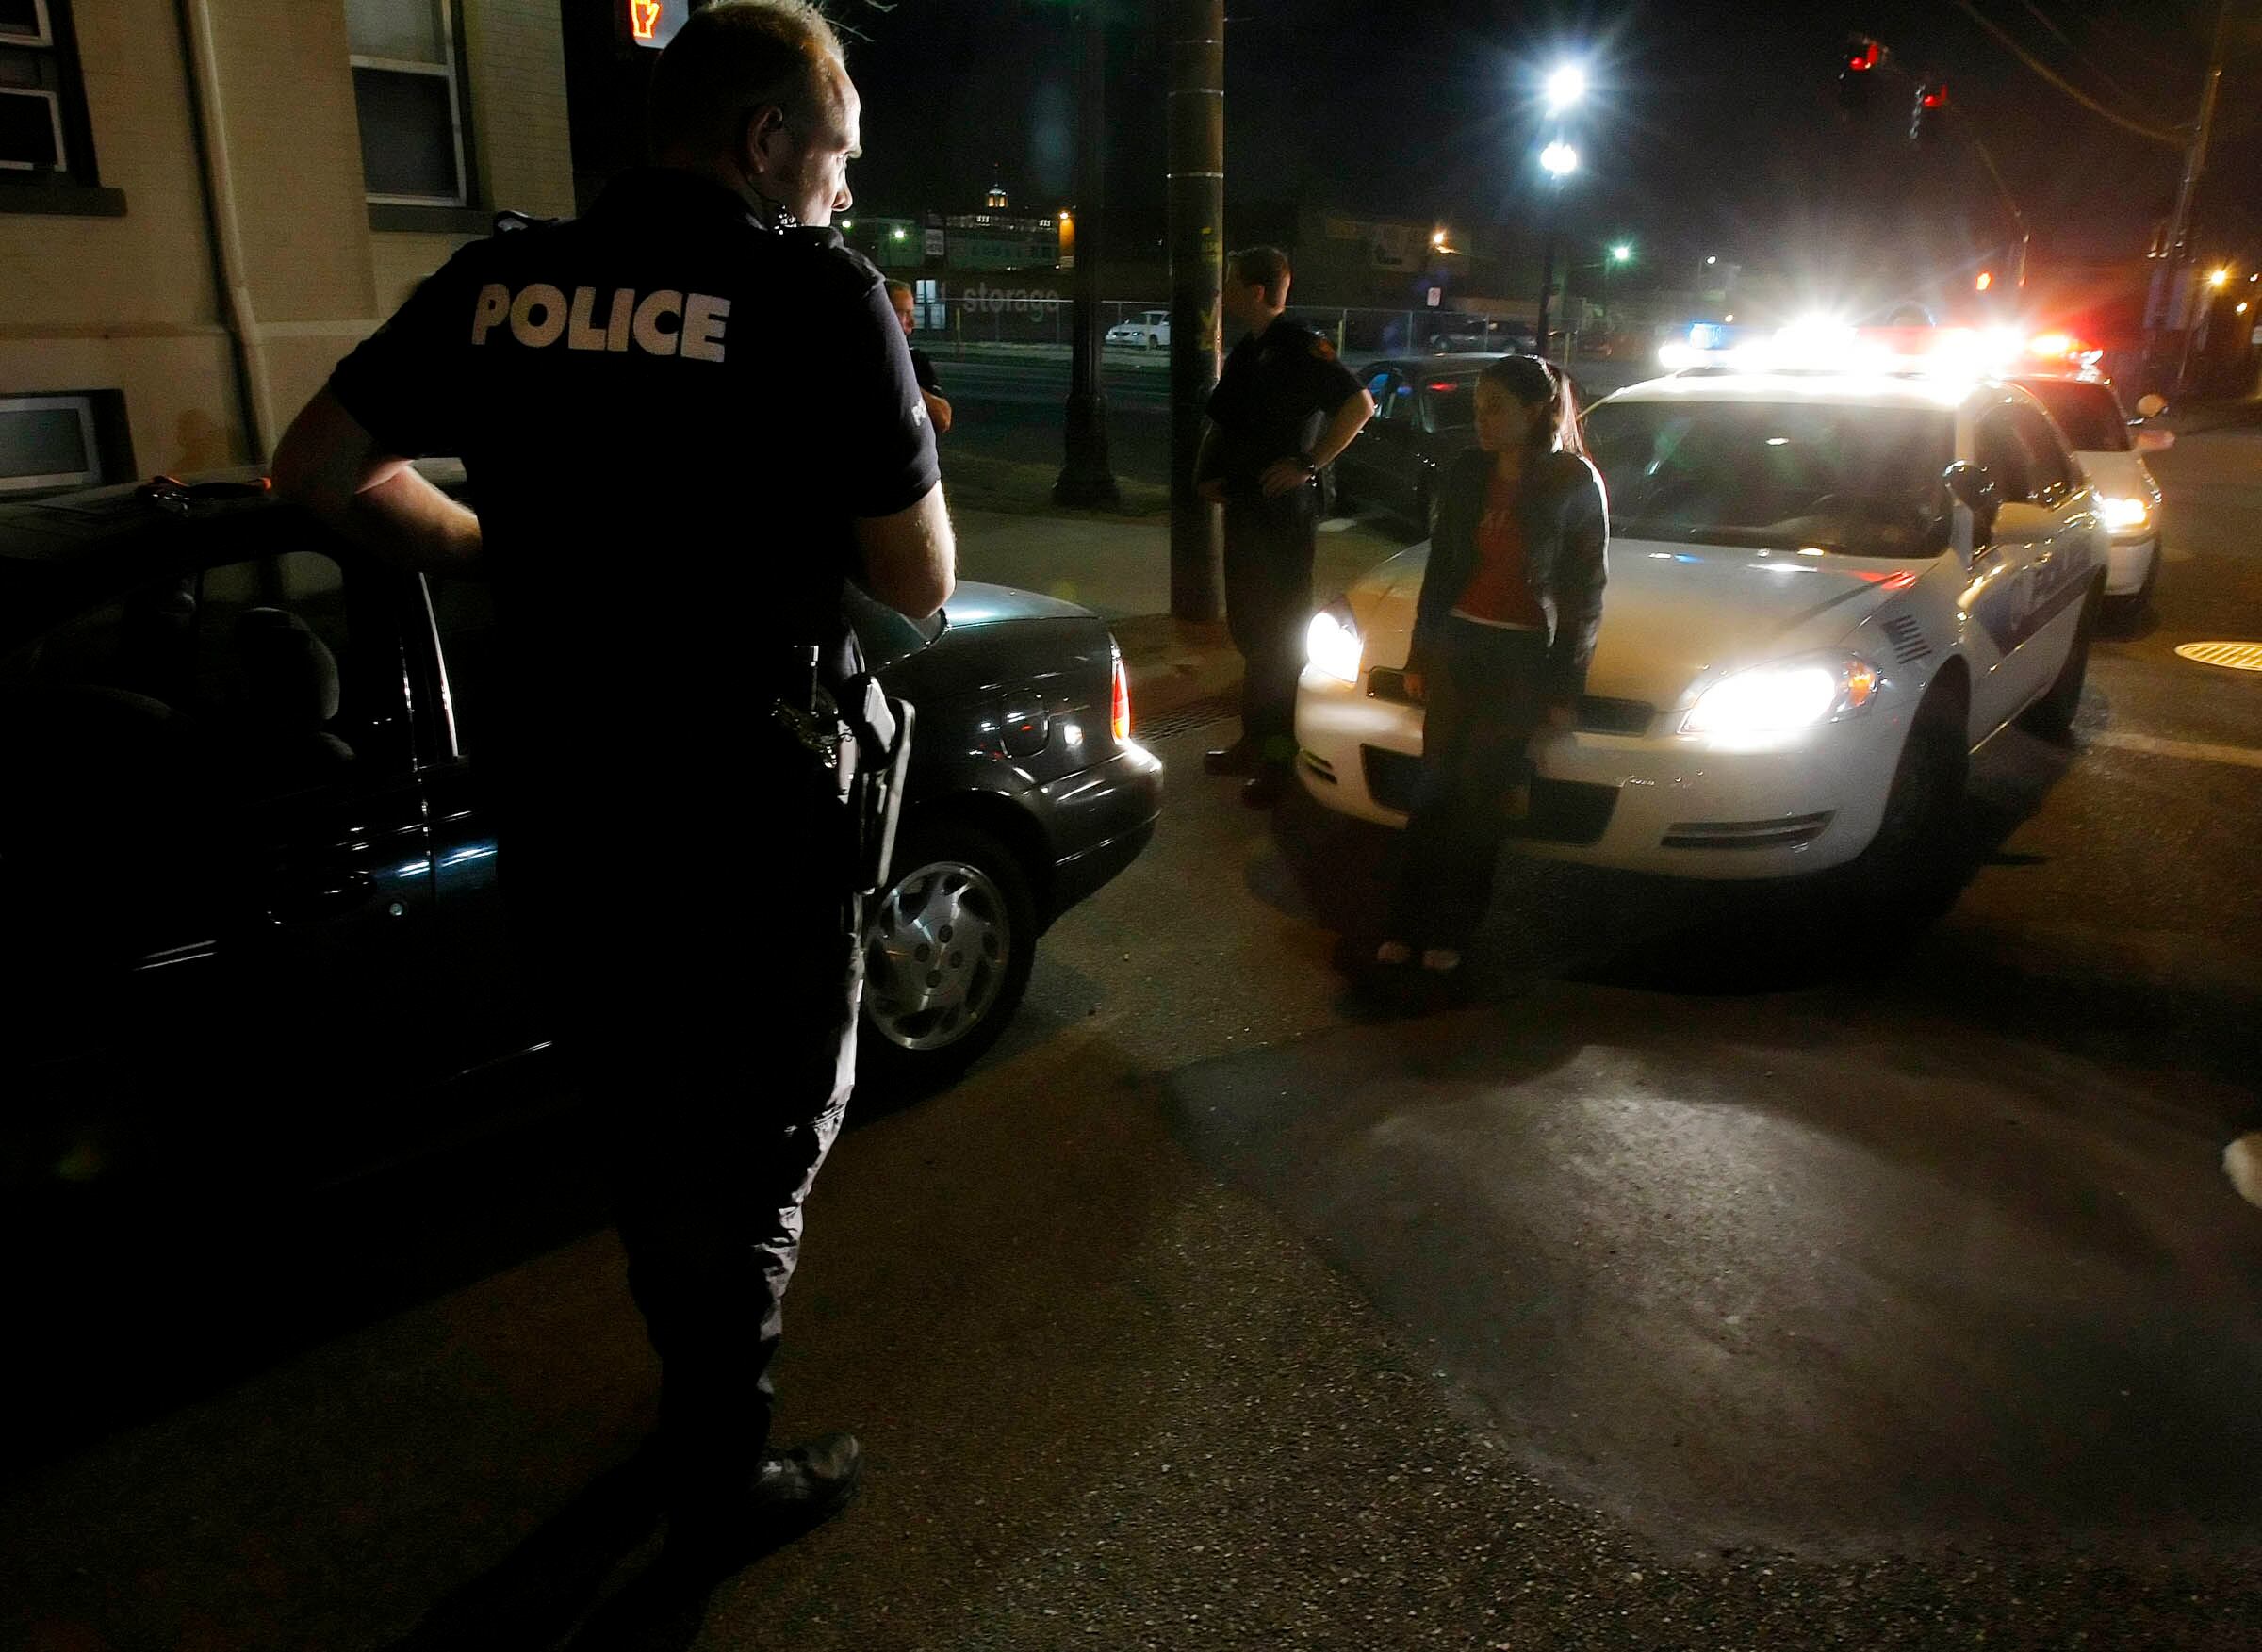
<box><xmin>888</xmin><ymin>278</ymin><xmax>952</xmax><ymax>436</ymax></box>
<box><xmin>1195</xmin><ymin>246</ymin><xmax>1374</xmax><ymax>806</ymax></box>
<box><xmin>271</xmin><ymin>0</ymin><xmax>953</xmax><ymax>1581</ymax></box>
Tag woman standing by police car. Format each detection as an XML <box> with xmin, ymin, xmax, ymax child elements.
<box><xmin>1375</xmin><ymin>355</ymin><xmax>1608</xmax><ymax>981</ymax></box>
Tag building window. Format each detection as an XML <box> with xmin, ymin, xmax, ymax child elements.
<box><xmin>0</xmin><ymin>0</ymin><xmax>95</xmax><ymax>183</ymax></box>
<box><xmin>346</xmin><ymin>0</ymin><xmax>469</xmax><ymax>206</ymax></box>
<box><xmin>0</xmin><ymin>394</ymin><xmax>100</xmax><ymax>492</ymax></box>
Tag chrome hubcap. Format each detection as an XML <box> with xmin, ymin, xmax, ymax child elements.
<box><xmin>863</xmin><ymin>859</ymin><xmax>1010</xmax><ymax>1052</ymax></box>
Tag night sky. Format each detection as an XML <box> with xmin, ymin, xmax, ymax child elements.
<box><xmin>835</xmin><ymin>1</ymin><xmax>2260</xmax><ymax>283</ymax></box>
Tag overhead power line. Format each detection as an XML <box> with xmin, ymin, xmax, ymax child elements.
<box><xmin>1951</xmin><ymin>0</ymin><xmax>2184</xmax><ymax>147</ymax></box>
<box><xmin>2015</xmin><ymin>0</ymin><xmax>2144</xmax><ymax>109</ymax></box>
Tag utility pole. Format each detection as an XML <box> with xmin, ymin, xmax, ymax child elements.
<box><xmin>1055</xmin><ymin>0</ymin><xmax>1120</xmax><ymax>509</ymax></box>
<box><xmin>2164</xmin><ymin>0</ymin><xmax>2234</xmax><ymax>389</ymax></box>
<box><xmin>1166</xmin><ymin>0</ymin><xmax>1223</xmax><ymax>619</ymax></box>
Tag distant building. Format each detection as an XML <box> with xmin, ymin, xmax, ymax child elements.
<box><xmin>0</xmin><ymin>0</ymin><xmax>573</xmax><ymax>489</ymax></box>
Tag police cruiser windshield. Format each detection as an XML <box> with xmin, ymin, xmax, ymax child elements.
<box><xmin>1584</xmin><ymin>400</ymin><xmax>1956</xmax><ymax>557</ymax></box>
<box><xmin>2011</xmin><ymin>378</ymin><xmax>2130</xmax><ymax>452</ymax></box>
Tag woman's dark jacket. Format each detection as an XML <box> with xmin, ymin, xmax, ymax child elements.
<box><xmin>1408</xmin><ymin>447</ymin><xmax>1610</xmax><ymax>699</ymax></box>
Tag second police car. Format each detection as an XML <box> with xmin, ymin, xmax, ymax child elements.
<box><xmin>1294</xmin><ymin>324</ymin><xmax>2110</xmax><ymax>899</ymax></box>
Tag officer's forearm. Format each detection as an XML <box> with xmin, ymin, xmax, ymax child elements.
<box><xmin>339</xmin><ymin>466</ymin><xmax>484</xmax><ymax>575</ymax></box>
<box><xmin>1305</xmin><ymin>391</ymin><xmax>1377</xmax><ymax>470</ymax></box>
<box><xmin>273</xmin><ymin>387</ymin><xmax>482</xmax><ymax>575</ymax></box>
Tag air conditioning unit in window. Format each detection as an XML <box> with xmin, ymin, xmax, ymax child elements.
<box><xmin>0</xmin><ymin>85</ymin><xmax>64</xmax><ymax>172</ymax></box>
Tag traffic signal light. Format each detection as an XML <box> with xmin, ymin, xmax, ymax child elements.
<box><xmin>1910</xmin><ymin>81</ymin><xmax>1948</xmax><ymax>143</ymax></box>
<box><xmin>1838</xmin><ymin>36</ymin><xmax>1882</xmax><ymax>114</ymax></box>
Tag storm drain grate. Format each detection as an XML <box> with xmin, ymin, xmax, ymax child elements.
<box><xmin>2174</xmin><ymin>641</ymin><xmax>2262</xmax><ymax>672</ymax></box>
<box><xmin>1133</xmin><ymin>691</ymin><xmax>1240</xmax><ymax>741</ymax></box>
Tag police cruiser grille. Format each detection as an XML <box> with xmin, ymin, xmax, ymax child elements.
<box><xmin>1367</xmin><ymin>669</ymin><xmax>1654</xmax><ymax>735</ymax></box>
<box><xmin>1879</xmin><ymin>615</ymin><xmax>1931</xmax><ymax>664</ymax></box>
<box><xmin>1360</xmin><ymin>746</ymin><xmax>1616</xmax><ymax>845</ymax></box>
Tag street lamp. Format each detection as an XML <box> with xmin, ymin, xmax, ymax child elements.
<box><xmin>1539</xmin><ymin>139</ymin><xmax>1579</xmax><ymax>177</ymax></box>
<box><xmin>2208</xmin><ymin>266</ymin><xmax>2231</xmax><ymax>288</ymax></box>
<box><xmin>1601</xmin><ymin>240</ymin><xmax>1631</xmax><ymax>319</ymax></box>
<box><xmin>1545</xmin><ymin>62</ymin><xmax>1587</xmax><ymax>113</ymax></box>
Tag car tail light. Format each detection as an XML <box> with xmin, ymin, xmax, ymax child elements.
<box><xmin>1110</xmin><ymin>640</ymin><xmax>1131</xmax><ymax>742</ymax></box>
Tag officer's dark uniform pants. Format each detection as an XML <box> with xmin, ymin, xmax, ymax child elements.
<box><xmin>1223</xmin><ymin>486</ymin><xmax>1319</xmax><ymax>766</ymax></box>
<box><xmin>1388</xmin><ymin>620</ymin><xmax>1549</xmax><ymax>950</ymax></box>
<box><xmin>504</xmin><ymin>816</ymin><xmax>861</xmax><ymax>1513</ymax></box>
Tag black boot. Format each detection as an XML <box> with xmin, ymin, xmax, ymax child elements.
<box><xmin>662</xmin><ymin>1433</ymin><xmax>862</xmax><ymax>1584</ymax></box>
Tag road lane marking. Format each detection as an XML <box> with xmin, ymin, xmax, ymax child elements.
<box><xmin>2089</xmin><ymin>730</ymin><xmax>2262</xmax><ymax>771</ymax></box>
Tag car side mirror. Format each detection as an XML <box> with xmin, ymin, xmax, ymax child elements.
<box><xmin>1943</xmin><ymin>460</ymin><xmax>2000</xmax><ymax>549</ymax></box>
<box><xmin>2135</xmin><ymin>392</ymin><xmax>2168</xmax><ymax>418</ymax></box>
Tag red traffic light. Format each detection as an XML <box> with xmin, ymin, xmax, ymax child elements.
<box><xmin>1847</xmin><ymin>40</ymin><xmax>1881</xmax><ymax>72</ymax></box>
<box><xmin>1910</xmin><ymin>79</ymin><xmax>1949</xmax><ymax>141</ymax></box>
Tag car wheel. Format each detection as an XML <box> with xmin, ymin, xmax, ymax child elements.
<box><xmin>857</xmin><ymin>818</ymin><xmax>1038</xmax><ymax>1093</ymax></box>
<box><xmin>1837</xmin><ymin>689</ymin><xmax>1971</xmax><ymax>928</ymax></box>
<box><xmin>2019</xmin><ymin>581</ymin><xmax>2099</xmax><ymax>741</ymax></box>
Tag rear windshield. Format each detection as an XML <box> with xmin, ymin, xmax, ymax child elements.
<box><xmin>1422</xmin><ymin>378</ymin><xmax>1474</xmax><ymax>431</ymax></box>
<box><xmin>1584</xmin><ymin>399</ymin><xmax>1957</xmax><ymax>557</ymax></box>
<box><xmin>2013</xmin><ymin>379</ymin><xmax>2130</xmax><ymax>452</ymax></box>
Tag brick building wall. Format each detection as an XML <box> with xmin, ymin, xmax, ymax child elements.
<box><xmin>0</xmin><ymin>0</ymin><xmax>573</xmax><ymax>482</ymax></box>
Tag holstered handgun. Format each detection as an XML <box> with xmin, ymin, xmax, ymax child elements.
<box><xmin>770</xmin><ymin>646</ymin><xmax>912</xmax><ymax>895</ymax></box>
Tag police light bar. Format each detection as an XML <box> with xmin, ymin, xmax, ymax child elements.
<box><xmin>1660</xmin><ymin>319</ymin><xmax>2102</xmax><ymax>376</ymax></box>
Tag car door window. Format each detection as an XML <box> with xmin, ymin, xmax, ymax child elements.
<box><xmin>2011</xmin><ymin>406</ymin><xmax>2075</xmax><ymax>504</ymax></box>
<box><xmin>1420</xmin><ymin>376</ymin><xmax>1473</xmax><ymax>434</ymax></box>
<box><xmin>1973</xmin><ymin>410</ymin><xmax>2035</xmax><ymax>503</ymax></box>
<box><xmin>4</xmin><ymin>542</ymin><xmax>406</xmax><ymax>825</ymax></box>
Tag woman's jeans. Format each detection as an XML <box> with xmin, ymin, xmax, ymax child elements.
<box><xmin>1388</xmin><ymin>619</ymin><xmax>1549</xmax><ymax>950</ymax></box>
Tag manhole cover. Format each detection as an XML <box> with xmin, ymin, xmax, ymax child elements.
<box><xmin>2174</xmin><ymin>641</ymin><xmax>2262</xmax><ymax>672</ymax></box>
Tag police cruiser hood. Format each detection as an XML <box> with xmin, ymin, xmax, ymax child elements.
<box><xmin>1348</xmin><ymin>537</ymin><xmax>1918</xmax><ymax>710</ymax></box>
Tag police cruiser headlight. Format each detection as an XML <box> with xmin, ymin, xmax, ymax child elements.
<box><xmin>2098</xmin><ymin>494</ymin><xmax>2151</xmax><ymax>534</ymax></box>
<box><xmin>1682</xmin><ymin>654</ymin><xmax>1881</xmax><ymax>736</ymax></box>
<box><xmin>1306</xmin><ymin>600</ymin><xmax>1363</xmax><ymax>685</ymax></box>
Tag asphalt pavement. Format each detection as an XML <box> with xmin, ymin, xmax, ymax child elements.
<box><xmin>5</xmin><ymin>414</ymin><xmax>2261</xmax><ymax>1651</ymax></box>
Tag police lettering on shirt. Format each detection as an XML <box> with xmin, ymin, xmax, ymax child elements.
<box><xmin>469</xmin><ymin>283</ymin><xmax>731</xmax><ymax>362</ymax></box>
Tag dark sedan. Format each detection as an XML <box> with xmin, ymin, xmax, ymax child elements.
<box><xmin>0</xmin><ymin>468</ymin><xmax>1161</xmax><ymax>1218</ymax></box>
<box><xmin>1329</xmin><ymin>353</ymin><xmax>1499</xmax><ymax>532</ymax></box>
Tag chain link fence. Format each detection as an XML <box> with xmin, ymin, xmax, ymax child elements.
<box><xmin>922</xmin><ymin>297</ymin><xmax>1630</xmax><ymax>366</ymax></box>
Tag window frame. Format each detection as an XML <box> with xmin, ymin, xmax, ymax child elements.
<box><xmin>0</xmin><ymin>392</ymin><xmax>99</xmax><ymax>493</ymax></box>
<box><xmin>0</xmin><ymin>0</ymin><xmax>56</xmax><ymax>46</ymax></box>
<box><xmin>348</xmin><ymin>0</ymin><xmax>472</xmax><ymax>210</ymax></box>
<box><xmin>0</xmin><ymin>0</ymin><xmax>111</xmax><ymax>201</ymax></box>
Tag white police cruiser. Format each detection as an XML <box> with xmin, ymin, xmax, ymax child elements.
<box><xmin>1294</xmin><ymin>324</ymin><xmax>2109</xmax><ymax>892</ymax></box>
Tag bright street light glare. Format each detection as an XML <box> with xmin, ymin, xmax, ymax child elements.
<box><xmin>2207</xmin><ymin>267</ymin><xmax>2231</xmax><ymax>287</ymax></box>
<box><xmin>1544</xmin><ymin>63</ymin><xmax>1586</xmax><ymax>111</ymax></box>
<box><xmin>1540</xmin><ymin>140</ymin><xmax>1579</xmax><ymax>178</ymax></box>
<box><xmin>1611</xmin><ymin>243</ymin><xmax>1632</xmax><ymax>262</ymax></box>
